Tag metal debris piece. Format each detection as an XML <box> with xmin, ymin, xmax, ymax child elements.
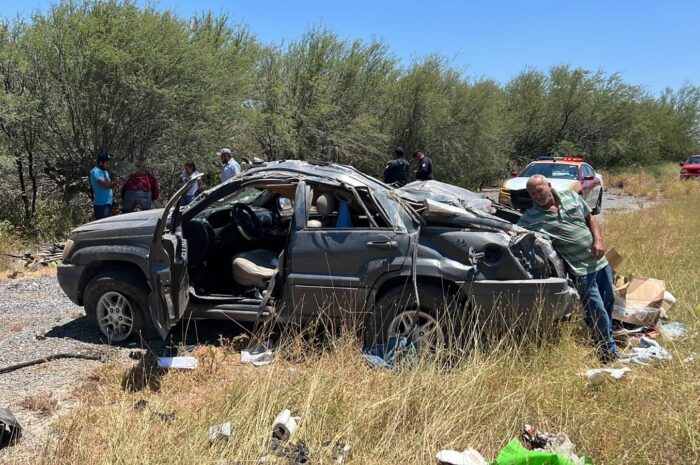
<box><xmin>0</xmin><ymin>408</ymin><xmax>22</xmax><ymax>449</ymax></box>
<box><xmin>133</xmin><ymin>399</ymin><xmax>149</xmax><ymax>411</ymax></box>
<box><xmin>150</xmin><ymin>411</ymin><xmax>176</xmax><ymax>422</ymax></box>
<box><xmin>156</xmin><ymin>356</ymin><xmax>197</xmax><ymax>370</ymax></box>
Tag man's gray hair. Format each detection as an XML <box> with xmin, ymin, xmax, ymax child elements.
<box><xmin>526</xmin><ymin>174</ymin><xmax>547</xmax><ymax>189</ymax></box>
<box><xmin>219</xmin><ymin>148</ymin><xmax>232</xmax><ymax>156</ymax></box>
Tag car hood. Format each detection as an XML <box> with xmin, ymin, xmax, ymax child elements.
<box><xmin>396</xmin><ymin>180</ymin><xmax>494</xmax><ymax>213</ymax></box>
<box><xmin>682</xmin><ymin>163</ymin><xmax>700</xmax><ymax>170</ymax></box>
<box><xmin>503</xmin><ymin>177</ymin><xmax>577</xmax><ymax>191</ymax></box>
<box><xmin>71</xmin><ymin>208</ymin><xmax>163</xmax><ymax>238</ymax></box>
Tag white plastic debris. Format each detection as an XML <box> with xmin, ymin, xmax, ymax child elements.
<box><xmin>579</xmin><ymin>367</ymin><xmax>631</xmax><ymax>386</ymax></box>
<box><xmin>156</xmin><ymin>356</ymin><xmax>197</xmax><ymax>370</ymax></box>
<box><xmin>619</xmin><ymin>337</ymin><xmax>672</xmax><ymax>366</ymax></box>
<box><xmin>660</xmin><ymin>321</ymin><xmax>688</xmax><ymax>340</ymax></box>
<box><xmin>683</xmin><ymin>352</ymin><xmax>697</xmax><ymax>364</ymax></box>
<box><xmin>547</xmin><ymin>432</ymin><xmax>587</xmax><ymax>465</ymax></box>
<box><xmin>209</xmin><ymin>421</ymin><xmax>232</xmax><ymax>444</ymax></box>
<box><xmin>436</xmin><ymin>448</ymin><xmax>487</xmax><ymax>465</ymax></box>
<box><xmin>241</xmin><ymin>349</ymin><xmax>274</xmax><ymax>367</ymax></box>
<box><xmin>271</xmin><ymin>409</ymin><xmax>300</xmax><ymax>441</ymax></box>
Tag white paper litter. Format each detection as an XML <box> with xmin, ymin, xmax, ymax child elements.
<box><xmin>241</xmin><ymin>349</ymin><xmax>274</xmax><ymax>367</ymax></box>
<box><xmin>157</xmin><ymin>356</ymin><xmax>198</xmax><ymax>370</ymax></box>
<box><xmin>619</xmin><ymin>337</ymin><xmax>672</xmax><ymax>366</ymax></box>
<box><xmin>436</xmin><ymin>448</ymin><xmax>487</xmax><ymax>465</ymax></box>
<box><xmin>209</xmin><ymin>421</ymin><xmax>232</xmax><ymax>444</ymax></box>
<box><xmin>579</xmin><ymin>367</ymin><xmax>631</xmax><ymax>386</ymax></box>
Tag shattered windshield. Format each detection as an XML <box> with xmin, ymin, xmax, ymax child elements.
<box><xmin>520</xmin><ymin>163</ymin><xmax>579</xmax><ymax>180</ymax></box>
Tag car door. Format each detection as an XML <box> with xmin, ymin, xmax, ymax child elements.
<box><xmin>285</xmin><ymin>182</ymin><xmax>411</xmax><ymax>318</ymax></box>
<box><xmin>148</xmin><ymin>174</ymin><xmax>203</xmax><ymax>338</ymax></box>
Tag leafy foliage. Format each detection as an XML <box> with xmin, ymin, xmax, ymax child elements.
<box><xmin>0</xmin><ymin>0</ymin><xmax>698</xmax><ymax>236</ymax></box>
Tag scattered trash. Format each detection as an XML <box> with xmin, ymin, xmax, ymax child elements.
<box><xmin>330</xmin><ymin>442</ymin><xmax>351</xmax><ymax>464</ymax></box>
<box><xmin>0</xmin><ymin>408</ymin><xmax>22</xmax><ymax>449</ymax></box>
<box><xmin>34</xmin><ymin>333</ymin><xmax>46</xmax><ymax>341</ymax></box>
<box><xmin>612</xmin><ymin>275</ymin><xmax>670</xmax><ymax>326</ymax></box>
<box><xmin>495</xmin><ymin>438</ymin><xmax>591</xmax><ymax>465</ymax></box>
<box><xmin>362</xmin><ymin>336</ymin><xmax>416</xmax><ymax>369</ymax></box>
<box><xmin>578</xmin><ymin>367</ymin><xmax>631</xmax><ymax>387</ymax></box>
<box><xmin>272</xmin><ymin>409</ymin><xmax>299</xmax><ymax>441</ymax></box>
<box><xmin>209</xmin><ymin>421</ymin><xmax>232</xmax><ymax>444</ymax></box>
<box><xmin>150</xmin><ymin>411</ymin><xmax>176</xmax><ymax>422</ymax></box>
<box><xmin>267</xmin><ymin>438</ymin><xmax>309</xmax><ymax>464</ymax></box>
<box><xmin>436</xmin><ymin>448</ymin><xmax>487</xmax><ymax>465</ymax></box>
<box><xmin>0</xmin><ymin>353</ymin><xmax>104</xmax><ymax>374</ymax></box>
<box><xmin>133</xmin><ymin>399</ymin><xmax>149</xmax><ymax>411</ymax></box>
<box><xmin>156</xmin><ymin>356</ymin><xmax>197</xmax><ymax>370</ymax></box>
<box><xmin>659</xmin><ymin>321</ymin><xmax>688</xmax><ymax>340</ymax></box>
<box><xmin>619</xmin><ymin>337</ymin><xmax>672</xmax><ymax>366</ymax></box>
<box><xmin>241</xmin><ymin>348</ymin><xmax>274</xmax><ymax>367</ymax></box>
<box><xmin>683</xmin><ymin>352</ymin><xmax>697</xmax><ymax>364</ymax></box>
<box><xmin>522</xmin><ymin>424</ymin><xmax>550</xmax><ymax>449</ymax></box>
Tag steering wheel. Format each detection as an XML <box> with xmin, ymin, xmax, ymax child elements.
<box><xmin>231</xmin><ymin>203</ymin><xmax>264</xmax><ymax>241</ymax></box>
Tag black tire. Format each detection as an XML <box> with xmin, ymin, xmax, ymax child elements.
<box><xmin>84</xmin><ymin>269</ymin><xmax>157</xmax><ymax>343</ymax></box>
<box><xmin>592</xmin><ymin>191</ymin><xmax>603</xmax><ymax>215</ymax></box>
<box><xmin>365</xmin><ymin>282</ymin><xmax>466</xmax><ymax>353</ymax></box>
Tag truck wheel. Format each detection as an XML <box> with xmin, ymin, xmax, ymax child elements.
<box><xmin>366</xmin><ymin>283</ymin><xmax>464</xmax><ymax>354</ymax></box>
<box><xmin>84</xmin><ymin>270</ymin><xmax>155</xmax><ymax>343</ymax></box>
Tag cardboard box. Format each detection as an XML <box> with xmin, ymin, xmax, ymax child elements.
<box><xmin>612</xmin><ymin>275</ymin><xmax>666</xmax><ymax>326</ymax></box>
<box><xmin>605</xmin><ymin>248</ymin><xmax>624</xmax><ymax>272</ymax></box>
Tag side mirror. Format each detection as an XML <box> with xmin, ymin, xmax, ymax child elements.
<box><xmin>510</xmin><ymin>170</ymin><xmax>520</xmax><ymax>177</ymax></box>
<box><xmin>583</xmin><ymin>175</ymin><xmax>595</xmax><ymax>181</ymax></box>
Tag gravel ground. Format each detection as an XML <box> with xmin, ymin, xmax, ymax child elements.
<box><xmin>0</xmin><ymin>276</ymin><xmax>145</xmax><ymax>462</ymax></box>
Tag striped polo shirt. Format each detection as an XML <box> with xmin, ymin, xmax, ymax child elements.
<box><xmin>517</xmin><ymin>189</ymin><xmax>608</xmax><ymax>277</ymax></box>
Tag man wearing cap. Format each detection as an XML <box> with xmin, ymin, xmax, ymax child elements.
<box><xmin>90</xmin><ymin>151</ymin><xmax>117</xmax><ymax>220</ymax></box>
<box><xmin>518</xmin><ymin>174</ymin><xmax>617</xmax><ymax>363</ymax></box>
<box><xmin>383</xmin><ymin>146</ymin><xmax>411</xmax><ymax>186</ymax></box>
<box><xmin>219</xmin><ymin>148</ymin><xmax>240</xmax><ymax>183</ymax></box>
<box><xmin>413</xmin><ymin>151</ymin><xmax>434</xmax><ymax>181</ymax></box>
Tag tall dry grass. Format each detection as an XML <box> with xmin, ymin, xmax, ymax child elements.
<box><xmin>6</xmin><ymin>179</ymin><xmax>700</xmax><ymax>465</ymax></box>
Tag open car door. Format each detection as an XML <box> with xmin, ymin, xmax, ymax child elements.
<box><xmin>148</xmin><ymin>174</ymin><xmax>203</xmax><ymax>338</ymax></box>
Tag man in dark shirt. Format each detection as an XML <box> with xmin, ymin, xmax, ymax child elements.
<box><xmin>383</xmin><ymin>146</ymin><xmax>411</xmax><ymax>186</ymax></box>
<box><xmin>121</xmin><ymin>171</ymin><xmax>160</xmax><ymax>213</ymax></box>
<box><xmin>413</xmin><ymin>151</ymin><xmax>434</xmax><ymax>181</ymax></box>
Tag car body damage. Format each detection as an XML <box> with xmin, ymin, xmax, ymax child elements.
<box><xmin>58</xmin><ymin>160</ymin><xmax>577</xmax><ymax>344</ymax></box>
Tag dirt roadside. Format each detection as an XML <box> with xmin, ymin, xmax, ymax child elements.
<box><xmin>0</xmin><ymin>187</ymin><xmax>652</xmax><ymax>462</ymax></box>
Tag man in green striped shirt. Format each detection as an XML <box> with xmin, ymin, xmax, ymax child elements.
<box><xmin>518</xmin><ymin>175</ymin><xmax>617</xmax><ymax>362</ymax></box>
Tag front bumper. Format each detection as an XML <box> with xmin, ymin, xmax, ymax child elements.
<box><xmin>467</xmin><ymin>277</ymin><xmax>577</xmax><ymax>327</ymax></box>
<box><xmin>680</xmin><ymin>172</ymin><xmax>700</xmax><ymax>179</ymax></box>
<box><xmin>57</xmin><ymin>263</ymin><xmax>85</xmax><ymax>305</ymax></box>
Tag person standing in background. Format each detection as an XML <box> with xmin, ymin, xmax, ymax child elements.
<box><xmin>413</xmin><ymin>151</ymin><xmax>434</xmax><ymax>181</ymax></box>
<box><xmin>121</xmin><ymin>171</ymin><xmax>159</xmax><ymax>213</ymax></box>
<box><xmin>180</xmin><ymin>161</ymin><xmax>202</xmax><ymax>206</ymax></box>
<box><xmin>219</xmin><ymin>148</ymin><xmax>240</xmax><ymax>182</ymax></box>
<box><xmin>90</xmin><ymin>151</ymin><xmax>117</xmax><ymax>220</ymax></box>
<box><xmin>383</xmin><ymin>146</ymin><xmax>411</xmax><ymax>186</ymax></box>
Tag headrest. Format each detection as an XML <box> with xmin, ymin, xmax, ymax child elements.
<box><xmin>315</xmin><ymin>192</ymin><xmax>337</xmax><ymax>217</ymax></box>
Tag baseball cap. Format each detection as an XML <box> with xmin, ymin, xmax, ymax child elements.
<box><xmin>97</xmin><ymin>151</ymin><xmax>111</xmax><ymax>162</ymax></box>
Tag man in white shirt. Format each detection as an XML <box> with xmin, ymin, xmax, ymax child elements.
<box><xmin>219</xmin><ymin>148</ymin><xmax>240</xmax><ymax>182</ymax></box>
<box><xmin>180</xmin><ymin>161</ymin><xmax>201</xmax><ymax>206</ymax></box>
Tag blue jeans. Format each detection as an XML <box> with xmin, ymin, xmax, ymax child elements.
<box><xmin>575</xmin><ymin>264</ymin><xmax>618</xmax><ymax>356</ymax></box>
<box><xmin>94</xmin><ymin>204</ymin><xmax>112</xmax><ymax>220</ymax></box>
<box><xmin>122</xmin><ymin>190</ymin><xmax>152</xmax><ymax>213</ymax></box>
<box><xmin>181</xmin><ymin>194</ymin><xmax>194</xmax><ymax>206</ymax></box>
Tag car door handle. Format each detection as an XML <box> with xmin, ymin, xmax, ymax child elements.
<box><xmin>367</xmin><ymin>240</ymin><xmax>398</xmax><ymax>250</ymax></box>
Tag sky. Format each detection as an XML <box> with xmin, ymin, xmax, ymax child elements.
<box><xmin>1</xmin><ymin>0</ymin><xmax>697</xmax><ymax>95</ymax></box>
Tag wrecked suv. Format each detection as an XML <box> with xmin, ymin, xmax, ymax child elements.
<box><xmin>57</xmin><ymin>161</ymin><xmax>577</xmax><ymax>347</ymax></box>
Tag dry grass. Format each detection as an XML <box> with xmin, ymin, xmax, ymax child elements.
<box><xmin>6</xmin><ymin>175</ymin><xmax>700</xmax><ymax>465</ymax></box>
<box><xmin>603</xmin><ymin>162</ymin><xmax>700</xmax><ymax>200</ymax></box>
<box><xmin>18</xmin><ymin>392</ymin><xmax>59</xmax><ymax>417</ymax></box>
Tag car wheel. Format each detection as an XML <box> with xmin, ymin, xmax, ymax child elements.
<box><xmin>366</xmin><ymin>283</ymin><xmax>464</xmax><ymax>354</ymax></box>
<box><xmin>592</xmin><ymin>192</ymin><xmax>603</xmax><ymax>215</ymax></box>
<box><xmin>84</xmin><ymin>269</ymin><xmax>155</xmax><ymax>343</ymax></box>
